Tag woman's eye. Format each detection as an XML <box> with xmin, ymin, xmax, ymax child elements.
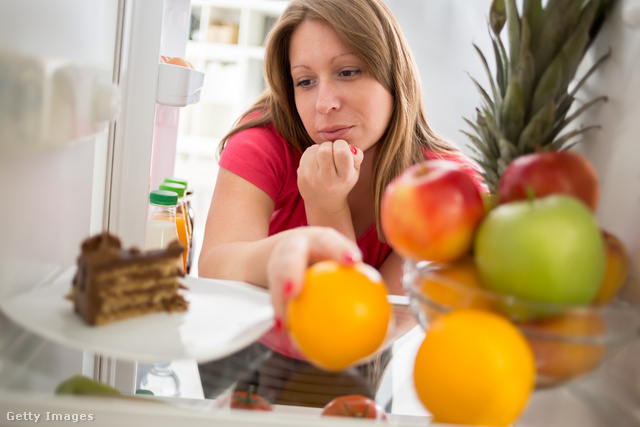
<box><xmin>296</xmin><ymin>79</ymin><xmax>313</xmax><ymax>88</ymax></box>
<box><xmin>340</xmin><ymin>69</ymin><xmax>361</xmax><ymax>78</ymax></box>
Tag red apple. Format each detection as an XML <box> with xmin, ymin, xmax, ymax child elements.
<box><xmin>381</xmin><ymin>160</ymin><xmax>485</xmax><ymax>262</ymax></box>
<box><xmin>499</xmin><ymin>151</ymin><xmax>599</xmax><ymax>211</ymax></box>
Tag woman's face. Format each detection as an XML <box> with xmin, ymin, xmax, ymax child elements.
<box><xmin>289</xmin><ymin>19</ymin><xmax>393</xmax><ymax>152</ymax></box>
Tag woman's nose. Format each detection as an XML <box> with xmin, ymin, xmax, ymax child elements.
<box><xmin>315</xmin><ymin>81</ymin><xmax>340</xmax><ymax>114</ymax></box>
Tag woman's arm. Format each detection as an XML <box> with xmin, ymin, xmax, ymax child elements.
<box><xmin>378</xmin><ymin>251</ymin><xmax>404</xmax><ymax>295</ymax></box>
<box><xmin>198</xmin><ymin>167</ymin><xmax>362</xmax><ymax>289</ymax></box>
<box><xmin>198</xmin><ymin>167</ymin><xmax>281</xmax><ymax>286</ymax></box>
<box><xmin>297</xmin><ymin>140</ymin><xmax>364</xmax><ymax>241</ymax></box>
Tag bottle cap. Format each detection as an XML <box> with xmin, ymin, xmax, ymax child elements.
<box><xmin>164</xmin><ymin>176</ymin><xmax>188</xmax><ymax>189</ymax></box>
<box><xmin>159</xmin><ymin>182</ymin><xmax>186</xmax><ymax>197</ymax></box>
<box><xmin>149</xmin><ymin>190</ymin><xmax>178</xmax><ymax>206</ymax></box>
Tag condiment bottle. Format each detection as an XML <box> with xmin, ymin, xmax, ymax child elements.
<box><xmin>144</xmin><ymin>190</ymin><xmax>180</xmax><ymax>251</ymax></box>
<box><xmin>159</xmin><ymin>182</ymin><xmax>190</xmax><ymax>272</ymax></box>
<box><xmin>163</xmin><ymin>177</ymin><xmax>194</xmax><ymax>272</ymax></box>
<box><xmin>163</xmin><ymin>177</ymin><xmax>192</xmax><ymax>242</ymax></box>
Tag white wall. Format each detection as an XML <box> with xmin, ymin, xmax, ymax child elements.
<box><xmin>384</xmin><ymin>0</ymin><xmax>493</xmax><ymax>156</ymax></box>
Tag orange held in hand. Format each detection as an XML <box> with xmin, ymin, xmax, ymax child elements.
<box><xmin>413</xmin><ymin>309</ymin><xmax>535</xmax><ymax>426</ymax></box>
<box><xmin>287</xmin><ymin>261</ymin><xmax>391</xmax><ymax>372</ymax></box>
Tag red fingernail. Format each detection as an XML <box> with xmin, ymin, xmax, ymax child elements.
<box><xmin>343</xmin><ymin>251</ymin><xmax>361</xmax><ymax>263</ymax></box>
<box><xmin>350</xmin><ymin>145</ymin><xmax>357</xmax><ymax>155</ymax></box>
<box><xmin>283</xmin><ymin>281</ymin><xmax>294</xmax><ymax>297</ymax></box>
<box><xmin>274</xmin><ymin>317</ymin><xmax>283</xmax><ymax>333</ymax></box>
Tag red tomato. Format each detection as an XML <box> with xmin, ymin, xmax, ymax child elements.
<box><xmin>321</xmin><ymin>395</ymin><xmax>388</xmax><ymax>420</ymax></box>
<box><xmin>230</xmin><ymin>386</ymin><xmax>273</xmax><ymax>411</ymax></box>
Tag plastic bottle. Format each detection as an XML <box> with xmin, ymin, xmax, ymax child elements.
<box><xmin>144</xmin><ymin>190</ymin><xmax>180</xmax><ymax>251</ymax></box>
<box><xmin>163</xmin><ymin>177</ymin><xmax>192</xmax><ymax>241</ymax></box>
<box><xmin>184</xmin><ymin>188</ymin><xmax>195</xmax><ymax>273</ymax></box>
<box><xmin>158</xmin><ymin>182</ymin><xmax>190</xmax><ymax>272</ymax></box>
<box><xmin>163</xmin><ymin>177</ymin><xmax>194</xmax><ymax>272</ymax></box>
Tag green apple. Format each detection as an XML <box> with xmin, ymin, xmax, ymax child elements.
<box><xmin>474</xmin><ymin>195</ymin><xmax>605</xmax><ymax>306</ymax></box>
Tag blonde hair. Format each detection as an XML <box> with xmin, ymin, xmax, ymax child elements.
<box><xmin>220</xmin><ymin>0</ymin><xmax>457</xmax><ymax>239</ymax></box>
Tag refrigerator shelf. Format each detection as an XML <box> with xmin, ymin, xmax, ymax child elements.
<box><xmin>157</xmin><ymin>63</ymin><xmax>205</xmax><ymax>107</ymax></box>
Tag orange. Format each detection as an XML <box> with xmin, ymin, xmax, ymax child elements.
<box><xmin>593</xmin><ymin>230</ymin><xmax>629</xmax><ymax>305</ymax></box>
<box><xmin>419</xmin><ymin>256</ymin><xmax>493</xmax><ymax>322</ymax></box>
<box><xmin>287</xmin><ymin>260</ymin><xmax>391</xmax><ymax>371</ymax></box>
<box><xmin>414</xmin><ymin>309</ymin><xmax>535</xmax><ymax>426</ymax></box>
<box><xmin>520</xmin><ymin>311</ymin><xmax>605</xmax><ymax>386</ymax></box>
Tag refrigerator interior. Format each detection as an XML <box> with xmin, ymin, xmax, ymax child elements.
<box><xmin>1</xmin><ymin>0</ymin><xmax>640</xmax><ymax>426</ymax></box>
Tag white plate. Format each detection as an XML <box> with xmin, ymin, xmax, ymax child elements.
<box><xmin>0</xmin><ymin>271</ymin><xmax>275</xmax><ymax>363</ymax></box>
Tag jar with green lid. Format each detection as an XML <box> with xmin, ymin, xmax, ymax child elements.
<box><xmin>144</xmin><ymin>190</ymin><xmax>180</xmax><ymax>251</ymax></box>
<box><xmin>163</xmin><ymin>177</ymin><xmax>194</xmax><ymax>238</ymax></box>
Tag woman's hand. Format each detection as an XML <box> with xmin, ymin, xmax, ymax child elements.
<box><xmin>297</xmin><ymin>140</ymin><xmax>364</xmax><ymax>218</ymax></box>
<box><xmin>266</xmin><ymin>226</ymin><xmax>362</xmax><ymax>330</ymax></box>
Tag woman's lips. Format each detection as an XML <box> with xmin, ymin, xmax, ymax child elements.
<box><xmin>319</xmin><ymin>126</ymin><xmax>352</xmax><ymax>141</ymax></box>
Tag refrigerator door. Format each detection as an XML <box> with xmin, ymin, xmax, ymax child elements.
<box><xmin>0</xmin><ymin>0</ymin><xmax>123</xmax><ymax>393</ymax></box>
<box><xmin>0</xmin><ymin>0</ymin><xmax>193</xmax><ymax>394</ymax></box>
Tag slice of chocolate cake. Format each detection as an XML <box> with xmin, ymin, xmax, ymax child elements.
<box><xmin>69</xmin><ymin>232</ymin><xmax>188</xmax><ymax>326</ymax></box>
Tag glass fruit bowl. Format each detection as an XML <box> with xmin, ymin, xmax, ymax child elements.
<box><xmin>403</xmin><ymin>259</ymin><xmax>640</xmax><ymax>388</ymax></box>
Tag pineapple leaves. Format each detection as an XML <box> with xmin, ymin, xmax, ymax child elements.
<box><xmin>461</xmin><ymin>0</ymin><xmax>614</xmax><ymax>195</ymax></box>
<box><xmin>500</xmin><ymin>77</ymin><xmax>525</xmax><ymax>143</ymax></box>
<box><xmin>489</xmin><ymin>0</ymin><xmax>506</xmax><ymax>35</ymax></box>
<box><xmin>550</xmin><ymin>125</ymin><xmax>602</xmax><ymax>151</ymax></box>
<box><xmin>531</xmin><ymin>0</ymin><xmax>601</xmax><ymax>116</ymax></box>
<box><xmin>523</xmin><ymin>0</ymin><xmax>544</xmax><ymax>47</ymax></box>
<box><xmin>557</xmin><ymin>49</ymin><xmax>611</xmax><ymax>119</ymax></box>
<box><xmin>518</xmin><ymin>101</ymin><xmax>556</xmax><ymax>153</ymax></box>
<box><xmin>489</xmin><ymin>28</ymin><xmax>509</xmax><ymax>97</ymax></box>
<box><xmin>516</xmin><ymin>18</ymin><xmax>535</xmax><ymax>119</ymax></box>
<box><xmin>506</xmin><ymin>0</ymin><xmax>521</xmax><ymax>76</ymax></box>
<box><xmin>553</xmin><ymin>96</ymin><xmax>608</xmax><ymax>142</ymax></box>
<box><xmin>531</xmin><ymin>0</ymin><xmax>584</xmax><ymax>80</ymax></box>
<box><xmin>469</xmin><ymin>46</ymin><xmax>499</xmax><ymax>110</ymax></box>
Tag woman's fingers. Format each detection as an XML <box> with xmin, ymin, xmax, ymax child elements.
<box><xmin>267</xmin><ymin>228</ymin><xmax>362</xmax><ymax>329</ymax></box>
<box><xmin>332</xmin><ymin>139</ymin><xmax>353</xmax><ymax>177</ymax></box>
<box><xmin>308</xmin><ymin>139</ymin><xmax>362</xmax><ymax>179</ymax></box>
<box><xmin>316</xmin><ymin>141</ymin><xmax>337</xmax><ymax>176</ymax></box>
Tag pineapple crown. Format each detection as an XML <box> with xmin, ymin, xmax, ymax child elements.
<box><xmin>463</xmin><ymin>0</ymin><xmax>616</xmax><ymax>194</ymax></box>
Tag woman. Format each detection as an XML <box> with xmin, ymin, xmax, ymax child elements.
<box><xmin>198</xmin><ymin>0</ymin><xmax>479</xmax><ymax>322</ymax></box>
<box><xmin>197</xmin><ymin>0</ymin><xmax>481</xmax><ymax>404</ymax></box>
<box><xmin>198</xmin><ymin>0</ymin><xmax>482</xmax><ymax>406</ymax></box>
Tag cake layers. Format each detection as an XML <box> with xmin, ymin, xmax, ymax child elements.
<box><xmin>71</xmin><ymin>233</ymin><xmax>188</xmax><ymax>326</ymax></box>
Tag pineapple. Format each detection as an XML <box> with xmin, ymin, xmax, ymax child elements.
<box><xmin>463</xmin><ymin>0</ymin><xmax>615</xmax><ymax>195</ymax></box>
